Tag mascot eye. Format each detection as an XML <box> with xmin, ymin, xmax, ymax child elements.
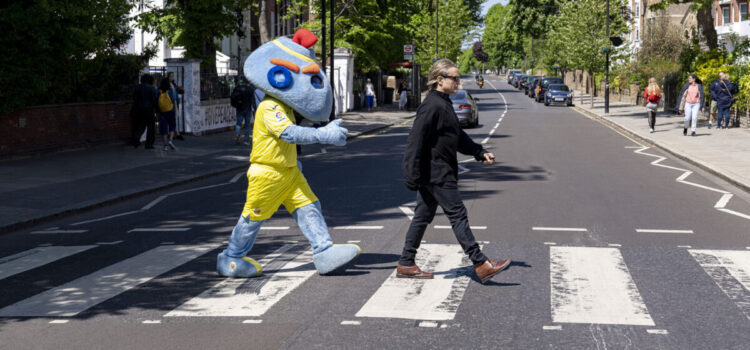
<box><xmin>310</xmin><ymin>75</ymin><xmax>323</xmax><ymax>89</ymax></box>
<box><xmin>267</xmin><ymin>66</ymin><xmax>292</xmax><ymax>89</ymax></box>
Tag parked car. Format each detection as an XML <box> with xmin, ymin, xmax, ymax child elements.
<box><xmin>507</xmin><ymin>69</ymin><xmax>521</xmax><ymax>84</ymax></box>
<box><xmin>528</xmin><ymin>77</ymin><xmax>543</xmax><ymax>98</ymax></box>
<box><xmin>536</xmin><ymin>77</ymin><xmax>564</xmax><ymax>102</ymax></box>
<box><xmin>524</xmin><ymin>76</ymin><xmax>541</xmax><ymax>95</ymax></box>
<box><xmin>512</xmin><ymin>74</ymin><xmax>527</xmax><ymax>88</ymax></box>
<box><xmin>450</xmin><ymin>89</ymin><xmax>479</xmax><ymax>128</ymax></box>
<box><xmin>544</xmin><ymin>84</ymin><xmax>573</xmax><ymax>106</ymax></box>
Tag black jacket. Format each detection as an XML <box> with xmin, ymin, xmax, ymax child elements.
<box><xmin>231</xmin><ymin>84</ymin><xmax>257</xmax><ymax>111</ymax></box>
<box><xmin>133</xmin><ymin>83</ymin><xmax>158</xmax><ymax>114</ymax></box>
<box><xmin>403</xmin><ymin>90</ymin><xmax>486</xmax><ymax>190</ymax></box>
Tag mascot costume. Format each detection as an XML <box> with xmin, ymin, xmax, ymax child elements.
<box><xmin>217</xmin><ymin>29</ymin><xmax>361</xmax><ymax>277</ymax></box>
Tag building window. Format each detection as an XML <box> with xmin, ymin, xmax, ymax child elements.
<box><xmin>723</xmin><ymin>6</ymin><xmax>731</xmax><ymax>24</ymax></box>
<box><xmin>635</xmin><ymin>1</ymin><xmax>640</xmax><ymax>17</ymax></box>
<box><xmin>636</xmin><ymin>28</ymin><xmax>640</xmax><ymax>41</ymax></box>
<box><xmin>741</xmin><ymin>3</ymin><xmax>748</xmax><ymax>21</ymax></box>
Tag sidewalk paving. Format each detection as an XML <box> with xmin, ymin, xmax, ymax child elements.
<box><xmin>0</xmin><ymin>105</ymin><xmax>415</xmax><ymax>232</ymax></box>
<box><xmin>571</xmin><ymin>90</ymin><xmax>750</xmax><ymax>192</ymax></box>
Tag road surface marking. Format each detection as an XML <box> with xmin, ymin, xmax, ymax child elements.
<box><xmin>142</xmin><ymin>320</ymin><xmax>161</xmax><ymax>324</ymax></box>
<box><xmin>399</xmin><ymin>206</ymin><xmax>415</xmax><ymax>220</ymax></box>
<box><xmin>49</xmin><ymin>320</ymin><xmax>69</xmax><ymax>324</ymax></box>
<box><xmin>160</xmin><ymin>242</ymin><xmax>175</xmax><ymax>245</ymax></box>
<box><xmin>321</xmin><ymin>148</ymin><xmax>327</xmax><ymax>154</ymax></box>
<box><xmin>418</xmin><ymin>321</ymin><xmax>439</xmax><ymax>328</ymax></box>
<box><xmin>259</xmin><ymin>226</ymin><xmax>290</xmax><ymax>230</ymax></box>
<box><xmin>30</xmin><ymin>230</ymin><xmax>88</xmax><ymax>234</ymax></box>
<box><xmin>333</xmin><ymin>226</ymin><xmax>383</xmax><ymax>230</ymax></box>
<box><xmin>533</xmin><ymin>227</ymin><xmax>587</xmax><ymax>232</ymax></box>
<box><xmin>434</xmin><ymin>225</ymin><xmax>486</xmax><ymax>230</ymax></box>
<box><xmin>636</xmin><ymin>229</ymin><xmax>694</xmax><ymax>234</ymax></box>
<box><xmin>718</xmin><ymin>209</ymin><xmax>750</xmax><ymax>220</ymax></box>
<box><xmin>481</xmin><ymin>137</ymin><xmax>490</xmax><ymax>144</ymax></box>
<box><xmin>217</xmin><ymin>155</ymin><xmax>248</xmax><ymax>161</ymax></box>
<box><xmin>96</xmin><ymin>240</ymin><xmax>123</xmax><ymax>245</ymax></box>
<box><xmin>550</xmin><ymin>246</ymin><xmax>655</xmax><ymax>326</ymax></box>
<box><xmin>689</xmin><ymin>249</ymin><xmax>750</xmax><ymax>320</ymax></box>
<box><xmin>544</xmin><ymin>242</ymin><xmax>557</xmax><ymax>245</ymax></box>
<box><xmin>715</xmin><ymin>193</ymin><xmax>733</xmax><ymax>208</ymax></box>
<box><xmin>165</xmin><ymin>244</ymin><xmax>315</xmax><ymax>317</ymax></box>
<box><xmin>242</xmin><ymin>319</ymin><xmax>263</xmax><ymax>324</ymax></box>
<box><xmin>128</xmin><ymin>228</ymin><xmax>191</xmax><ymax>233</ymax></box>
<box><xmin>458</xmin><ymin>164</ymin><xmax>470</xmax><ymax>174</ymax></box>
<box><xmin>356</xmin><ymin>244</ymin><xmax>478</xmax><ymax>321</ymax></box>
<box><xmin>647</xmin><ymin>329</ymin><xmax>669</xmax><ymax>335</ymax></box>
<box><xmin>543</xmin><ymin>325</ymin><xmax>562</xmax><ymax>330</ymax></box>
<box><xmin>37</xmin><ymin>243</ymin><xmax>52</xmax><ymax>247</ymax></box>
<box><xmin>0</xmin><ymin>246</ymin><xmax>96</xmax><ymax>281</ymax></box>
<box><xmin>677</xmin><ymin>245</ymin><xmax>692</xmax><ymax>249</ymax></box>
<box><xmin>341</xmin><ymin>320</ymin><xmax>361</xmax><ymax>325</ymax></box>
<box><xmin>347</xmin><ymin>240</ymin><xmax>361</xmax><ymax>243</ymax></box>
<box><xmin>0</xmin><ymin>243</ymin><xmax>220</xmax><ymax>317</ymax></box>
<box><xmin>608</xmin><ymin>244</ymin><xmax>622</xmax><ymax>247</ymax></box>
<box><xmin>71</xmin><ymin>211</ymin><xmax>141</xmax><ymax>226</ymax></box>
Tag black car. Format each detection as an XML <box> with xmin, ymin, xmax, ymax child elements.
<box><xmin>524</xmin><ymin>76</ymin><xmax>541</xmax><ymax>95</ymax></box>
<box><xmin>507</xmin><ymin>70</ymin><xmax>521</xmax><ymax>84</ymax></box>
<box><xmin>536</xmin><ymin>77</ymin><xmax>564</xmax><ymax>102</ymax></box>
<box><xmin>544</xmin><ymin>84</ymin><xmax>573</xmax><ymax>106</ymax></box>
<box><xmin>528</xmin><ymin>77</ymin><xmax>543</xmax><ymax>98</ymax></box>
<box><xmin>513</xmin><ymin>74</ymin><xmax>527</xmax><ymax>88</ymax></box>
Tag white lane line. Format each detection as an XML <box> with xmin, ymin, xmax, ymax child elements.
<box><xmin>458</xmin><ymin>164</ymin><xmax>470</xmax><ymax>174</ymax></box>
<box><xmin>608</xmin><ymin>244</ymin><xmax>622</xmax><ymax>247</ymax></box>
<box><xmin>418</xmin><ymin>321</ymin><xmax>439</xmax><ymax>328</ymax></box>
<box><xmin>347</xmin><ymin>240</ymin><xmax>361</xmax><ymax>244</ymax></box>
<box><xmin>494</xmin><ymin>123</ymin><xmax>500</xmax><ymax>128</ymax></box>
<box><xmin>481</xmin><ymin>137</ymin><xmax>490</xmax><ymax>144</ymax></box>
<box><xmin>677</xmin><ymin>245</ymin><xmax>693</xmax><ymax>249</ymax></box>
<box><xmin>718</xmin><ymin>208</ymin><xmax>750</xmax><ymax>220</ymax></box>
<box><xmin>96</xmin><ymin>240</ymin><xmax>123</xmax><ymax>245</ymax></box>
<box><xmin>142</xmin><ymin>320</ymin><xmax>161</xmax><ymax>324</ymax></box>
<box><xmin>399</xmin><ymin>206</ymin><xmax>415</xmax><ymax>220</ymax></box>
<box><xmin>49</xmin><ymin>320</ymin><xmax>69</xmax><ymax>324</ymax></box>
<box><xmin>160</xmin><ymin>242</ymin><xmax>175</xmax><ymax>245</ymax></box>
<box><xmin>715</xmin><ymin>193</ymin><xmax>733</xmax><ymax>208</ymax></box>
<box><xmin>333</xmin><ymin>226</ymin><xmax>384</xmax><ymax>230</ymax></box>
<box><xmin>0</xmin><ymin>246</ymin><xmax>97</xmax><ymax>281</ymax></box>
<box><xmin>459</xmin><ymin>158</ymin><xmax>475</xmax><ymax>163</ymax></box>
<box><xmin>689</xmin><ymin>249</ymin><xmax>750</xmax><ymax>320</ymax></box>
<box><xmin>636</xmin><ymin>229</ymin><xmax>694</xmax><ymax>234</ymax></box>
<box><xmin>321</xmin><ymin>148</ymin><xmax>328</xmax><ymax>154</ymax></box>
<box><xmin>543</xmin><ymin>325</ymin><xmax>562</xmax><ymax>330</ymax></box>
<box><xmin>647</xmin><ymin>329</ymin><xmax>669</xmax><ymax>335</ymax></box>
<box><xmin>0</xmin><ymin>243</ymin><xmax>220</xmax><ymax>317</ymax></box>
<box><xmin>71</xmin><ymin>211</ymin><xmax>140</xmax><ymax>226</ymax></box>
<box><xmin>550</xmin><ymin>246</ymin><xmax>655</xmax><ymax>326</ymax></box>
<box><xmin>533</xmin><ymin>227</ymin><xmax>587</xmax><ymax>232</ymax></box>
<box><xmin>434</xmin><ymin>225</ymin><xmax>486</xmax><ymax>230</ymax></box>
<box><xmin>341</xmin><ymin>320</ymin><xmax>361</xmax><ymax>326</ymax></box>
<box><xmin>141</xmin><ymin>195</ymin><xmax>168</xmax><ymax>211</ymax></box>
<box><xmin>37</xmin><ymin>243</ymin><xmax>52</xmax><ymax>247</ymax></box>
<box><xmin>259</xmin><ymin>226</ymin><xmax>290</xmax><ymax>230</ymax></box>
<box><xmin>165</xmin><ymin>245</ymin><xmax>315</xmax><ymax>317</ymax></box>
<box><xmin>216</xmin><ymin>155</ymin><xmax>248</xmax><ymax>161</ymax></box>
<box><xmin>356</xmin><ymin>244</ymin><xmax>479</xmax><ymax>321</ymax></box>
<box><xmin>624</xmin><ymin>146</ymin><xmax>642</xmax><ymax>149</ymax></box>
<box><xmin>242</xmin><ymin>319</ymin><xmax>263</xmax><ymax>324</ymax></box>
<box><xmin>30</xmin><ymin>230</ymin><xmax>88</xmax><ymax>234</ymax></box>
<box><xmin>128</xmin><ymin>228</ymin><xmax>191</xmax><ymax>233</ymax></box>
<box><xmin>544</xmin><ymin>242</ymin><xmax>557</xmax><ymax>246</ymax></box>
<box><xmin>230</xmin><ymin>172</ymin><xmax>245</xmax><ymax>183</ymax></box>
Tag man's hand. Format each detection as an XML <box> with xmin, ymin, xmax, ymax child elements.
<box><xmin>481</xmin><ymin>152</ymin><xmax>495</xmax><ymax>165</ymax></box>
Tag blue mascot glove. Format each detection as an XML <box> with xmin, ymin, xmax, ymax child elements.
<box><xmin>280</xmin><ymin>118</ymin><xmax>348</xmax><ymax>146</ymax></box>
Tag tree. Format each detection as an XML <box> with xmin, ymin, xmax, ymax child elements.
<box><xmin>482</xmin><ymin>3</ymin><xmax>523</xmax><ymax>69</ymax></box>
<box><xmin>650</xmin><ymin>0</ymin><xmax>718</xmax><ymax>51</ymax></box>
<box><xmin>409</xmin><ymin>0</ymin><xmax>480</xmax><ymax>68</ymax></box>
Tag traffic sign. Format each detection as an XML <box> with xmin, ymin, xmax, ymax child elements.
<box><xmin>404</xmin><ymin>45</ymin><xmax>413</xmax><ymax>54</ymax></box>
<box><xmin>404</xmin><ymin>54</ymin><xmax>413</xmax><ymax>61</ymax></box>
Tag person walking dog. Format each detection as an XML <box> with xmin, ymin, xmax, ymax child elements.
<box><xmin>676</xmin><ymin>74</ymin><xmax>704</xmax><ymax>136</ymax></box>
<box><xmin>399</xmin><ymin>58</ymin><xmax>510</xmax><ymax>284</ymax></box>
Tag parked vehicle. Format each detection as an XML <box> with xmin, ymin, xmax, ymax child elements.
<box><xmin>524</xmin><ymin>76</ymin><xmax>541</xmax><ymax>95</ymax></box>
<box><xmin>507</xmin><ymin>70</ymin><xmax>521</xmax><ymax>84</ymax></box>
<box><xmin>513</xmin><ymin>74</ymin><xmax>527</xmax><ymax>88</ymax></box>
<box><xmin>536</xmin><ymin>77</ymin><xmax>564</xmax><ymax>102</ymax></box>
<box><xmin>450</xmin><ymin>89</ymin><xmax>479</xmax><ymax>128</ymax></box>
<box><xmin>544</xmin><ymin>84</ymin><xmax>573</xmax><ymax>106</ymax></box>
<box><xmin>529</xmin><ymin>77</ymin><xmax>543</xmax><ymax>98</ymax></box>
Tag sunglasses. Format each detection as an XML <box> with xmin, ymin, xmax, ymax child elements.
<box><xmin>441</xmin><ymin>74</ymin><xmax>461</xmax><ymax>83</ymax></box>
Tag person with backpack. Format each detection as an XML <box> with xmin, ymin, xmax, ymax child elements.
<box><xmin>231</xmin><ymin>78</ymin><xmax>257</xmax><ymax>145</ymax></box>
<box><xmin>158</xmin><ymin>78</ymin><xmax>178</xmax><ymax>151</ymax></box>
<box><xmin>711</xmin><ymin>72</ymin><xmax>739</xmax><ymax>129</ymax></box>
<box><xmin>131</xmin><ymin>74</ymin><xmax>158</xmax><ymax>149</ymax></box>
<box><xmin>167</xmin><ymin>72</ymin><xmax>186</xmax><ymax>140</ymax></box>
<box><xmin>642</xmin><ymin>77</ymin><xmax>662</xmax><ymax>133</ymax></box>
<box><xmin>676</xmin><ymin>74</ymin><xmax>705</xmax><ymax>136</ymax></box>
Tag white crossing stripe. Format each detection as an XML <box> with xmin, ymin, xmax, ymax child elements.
<box><xmin>434</xmin><ymin>225</ymin><xmax>486</xmax><ymax>230</ymax></box>
<box><xmin>165</xmin><ymin>245</ymin><xmax>315</xmax><ymax>317</ymax></box>
<box><xmin>0</xmin><ymin>243</ymin><xmax>220</xmax><ymax>317</ymax></box>
<box><xmin>689</xmin><ymin>249</ymin><xmax>750</xmax><ymax>320</ymax></box>
<box><xmin>533</xmin><ymin>227</ymin><xmax>587</xmax><ymax>232</ymax></box>
<box><xmin>636</xmin><ymin>229</ymin><xmax>694</xmax><ymax>234</ymax></box>
<box><xmin>0</xmin><ymin>246</ymin><xmax>96</xmax><ymax>281</ymax></box>
<box><xmin>259</xmin><ymin>226</ymin><xmax>290</xmax><ymax>230</ymax></box>
<box><xmin>49</xmin><ymin>320</ymin><xmax>69</xmax><ymax>324</ymax></box>
<box><xmin>333</xmin><ymin>226</ymin><xmax>384</xmax><ymax>230</ymax></box>
<box><xmin>142</xmin><ymin>320</ymin><xmax>161</xmax><ymax>324</ymax></box>
<box><xmin>543</xmin><ymin>325</ymin><xmax>562</xmax><ymax>330</ymax></box>
<box><xmin>243</xmin><ymin>319</ymin><xmax>263</xmax><ymax>324</ymax></box>
<box><xmin>356</xmin><ymin>244</ymin><xmax>477</xmax><ymax>321</ymax></box>
<box><xmin>128</xmin><ymin>228</ymin><xmax>191</xmax><ymax>233</ymax></box>
<box><xmin>647</xmin><ymin>329</ymin><xmax>669</xmax><ymax>335</ymax></box>
<box><xmin>340</xmin><ymin>320</ymin><xmax>361</xmax><ymax>325</ymax></box>
<box><xmin>550</xmin><ymin>246</ymin><xmax>655</xmax><ymax>326</ymax></box>
<box><xmin>418</xmin><ymin>321</ymin><xmax>439</xmax><ymax>328</ymax></box>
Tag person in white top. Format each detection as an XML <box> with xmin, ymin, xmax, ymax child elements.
<box><xmin>365</xmin><ymin>78</ymin><xmax>375</xmax><ymax>111</ymax></box>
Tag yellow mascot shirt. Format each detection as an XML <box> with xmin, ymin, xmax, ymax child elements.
<box><xmin>250</xmin><ymin>96</ymin><xmax>297</xmax><ymax>168</ymax></box>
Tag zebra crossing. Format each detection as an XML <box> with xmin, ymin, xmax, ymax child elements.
<box><xmin>1</xmin><ymin>242</ymin><xmax>749</xmax><ymax>327</ymax></box>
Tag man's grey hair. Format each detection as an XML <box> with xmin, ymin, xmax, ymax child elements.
<box><xmin>427</xmin><ymin>59</ymin><xmax>458</xmax><ymax>90</ymax></box>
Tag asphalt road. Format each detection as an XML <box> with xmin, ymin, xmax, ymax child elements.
<box><xmin>1</xmin><ymin>75</ymin><xmax>749</xmax><ymax>350</ymax></box>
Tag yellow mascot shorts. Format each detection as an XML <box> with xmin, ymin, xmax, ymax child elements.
<box><xmin>241</xmin><ymin>163</ymin><xmax>318</xmax><ymax>221</ymax></box>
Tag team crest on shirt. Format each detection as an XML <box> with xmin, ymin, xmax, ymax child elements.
<box><xmin>254</xmin><ymin>208</ymin><xmax>261</xmax><ymax>215</ymax></box>
<box><xmin>275</xmin><ymin>111</ymin><xmax>286</xmax><ymax>122</ymax></box>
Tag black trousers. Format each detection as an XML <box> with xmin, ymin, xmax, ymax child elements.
<box><xmin>399</xmin><ymin>181</ymin><xmax>487</xmax><ymax>266</ymax></box>
<box><xmin>647</xmin><ymin>110</ymin><xmax>656</xmax><ymax>129</ymax></box>
<box><xmin>131</xmin><ymin>110</ymin><xmax>156</xmax><ymax>147</ymax></box>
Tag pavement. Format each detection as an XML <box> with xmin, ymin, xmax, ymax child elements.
<box><xmin>0</xmin><ymin>104</ymin><xmax>415</xmax><ymax>233</ymax></box>
<box><xmin>569</xmin><ymin>90</ymin><xmax>750</xmax><ymax>193</ymax></box>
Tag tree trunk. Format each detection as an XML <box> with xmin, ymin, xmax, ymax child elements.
<box><xmin>258</xmin><ymin>0</ymin><xmax>271</xmax><ymax>44</ymax></box>
<box><xmin>697</xmin><ymin>7</ymin><xmax>718</xmax><ymax>50</ymax></box>
<box><xmin>589</xmin><ymin>72</ymin><xmax>594</xmax><ymax>108</ymax></box>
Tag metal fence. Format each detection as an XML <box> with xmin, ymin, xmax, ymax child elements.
<box><xmin>201</xmin><ymin>73</ymin><xmax>237</xmax><ymax>101</ymax></box>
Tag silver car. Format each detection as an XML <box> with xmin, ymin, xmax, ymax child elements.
<box><xmin>450</xmin><ymin>90</ymin><xmax>479</xmax><ymax>128</ymax></box>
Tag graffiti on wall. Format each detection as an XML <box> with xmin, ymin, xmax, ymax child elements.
<box><xmin>191</xmin><ymin>100</ymin><xmax>236</xmax><ymax>134</ymax></box>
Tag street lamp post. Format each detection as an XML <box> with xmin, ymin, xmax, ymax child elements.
<box><xmin>435</xmin><ymin>0</ymin><xmax>439</xmax><ymax>57</ymax></box>
<box><xmin>605</xmin><ymin>0</ymin><xmax>610</xmax><ymax>114</ymax></box>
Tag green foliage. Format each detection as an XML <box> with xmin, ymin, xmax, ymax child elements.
<box><xmin>458</xmin><ymin>48</ymin><xmax>482</xmax><ymax>74</ymax></box>
<box><xmin>0</xmin><ymin>0</ymin><xmax>143</xmax><ymax>113</ymax></box>
<box><xmin>410</xmin><ymin>0</ymin><xmax>480</xmax><ymax>68</ymax></box>
<box><xmin>482</xmin><ymin>3</ymin><xmax>523</xmax><ymax>69</ymax></box>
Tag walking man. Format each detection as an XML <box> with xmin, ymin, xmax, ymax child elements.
<box><xmin>131</xmin><ymin>74</ymin><xmax>157</xmax><ymax>149</ymax></box>
<box><xmin>231</xmin><ymin>78</ymin><xmax>257</xmax><ymax>145</ymax></box>
<box><xmin>399</xmin><ymin>59</ymin><xmax>510</xmax><ymax>284</ymax></box>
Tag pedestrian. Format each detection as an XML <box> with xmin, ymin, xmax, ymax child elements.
<box><xmin>708</xmin><ymin>73</ymin><xmax>722</xmax><ymax>129</ymax></box>
<box><xmin>158</xmin><ymin>78</ymin><xmax>178</xmax><ymax>150</ymax></box>
<box><xmin>713</xmin><ymin>72</ymin><xmax>739</xmax><ymax>129</ymax></box>
<box><xmin>676</xmin><ymin>74</ymin><xmax>705</xmax><ymax>136</ymax></box>
<box><xmin>130</xmin><ymin>74</ymin><xmax>157</xmax><ymax>149</ymax></box>
<box><xmin>167</xmin><ymin>72</ymin><xmax>186</xmax><ymax>140</ymax></box>
<box><xmin>642</xmin><ymin>77</ymin><xmax>662</xmax><ymax>133</ymax></box>
<box><xmin>365</xmin><ymin>78</ymin><xmax>375</xmax><ymax>112</ymax></box>
<box><xmin>399</xmin><ymin>58</ymin><xmax>510</xmax><ymax>284</ymax></box>
<box><xmin>398</xmin><ymin>81</ymin><xmax>408</xmax><ymax>111</ymax></box>
<box><xmin>230</xmin><ymin>78</ymin><xmax>257</xmax><ymax>145</ymax></box>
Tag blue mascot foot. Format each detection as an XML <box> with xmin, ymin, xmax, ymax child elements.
<box><xmin>312</xmin><ymin>244</ymin><xmax>362</xmax><ymax>275</ymax></box>
<box><xmin>216</xmin><ymin>252</ymin><xmax>263</xmax><ymax>278</ymax></box>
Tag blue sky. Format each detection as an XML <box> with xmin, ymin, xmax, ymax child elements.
<box><xmin>461</xmin><ymin>0</ymin><xmax>509</xmax><ymax>49</ymax></box>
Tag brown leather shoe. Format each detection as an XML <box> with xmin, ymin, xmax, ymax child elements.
<box><xmin>396</xmin><ymin>264</ymin><xmax>434</xmax><ymax>279</ymax></box>
<box><xmin>474</xmin><ymin>258</ymin><xmax>511</xmax><ymax>283</ymax></box>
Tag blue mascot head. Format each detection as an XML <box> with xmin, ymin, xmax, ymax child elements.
<box><xmin>244</xmin><ymin>29</ymin><xmax>332</xmax><ymax>121</ymax></box>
